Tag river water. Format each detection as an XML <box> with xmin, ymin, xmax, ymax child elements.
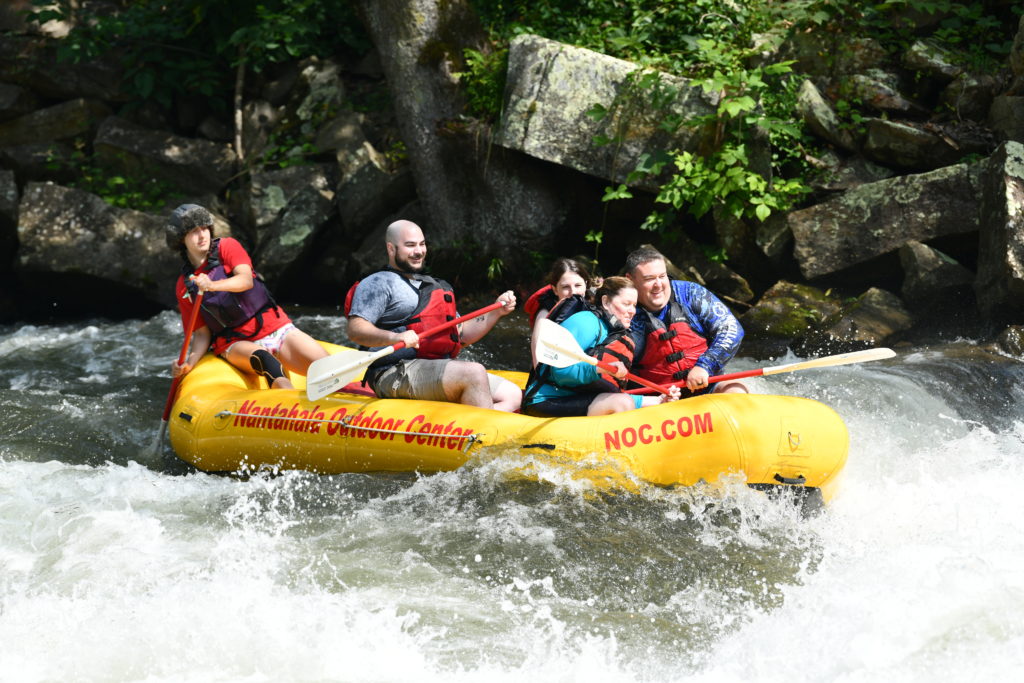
<box><xmin>1</xmin><ymin>311</ymin><xmax>1023</xmax><ymax>681</ymax></box>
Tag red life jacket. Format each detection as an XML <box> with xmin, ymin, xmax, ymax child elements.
<box><xmin>344</xmin><ymin>270</ymin><xmax>462</xmax><ymax>360</ymax></box>
<box><xmin>524</xmin><ymin>295</ymin><xmax>637</xmax><ymax>401</ymax></box>
<box><xmin>524</xmin><ymin>284</ymin><xmax>559</xmax><ymax>327</ymax></box>
<box><xmin>633</xmin><ymin>294</ymin><xmax>709</xmax><ymax>384</ymax></box>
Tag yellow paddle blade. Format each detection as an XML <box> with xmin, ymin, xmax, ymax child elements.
<box><xmin>762</xmin><ymin>347</ymin><xmax>896</xmax><ymax>376</ymax></box>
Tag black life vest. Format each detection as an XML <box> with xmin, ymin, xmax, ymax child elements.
<box><xmin>344</xmin><ymin>268</ymin><xmax>462</xmax><ymax>363</ymax></box>
<box><xmin>525</xmin><ymin>295</ymin><xmax>637</xmax><ymax>402</ymax></box>
<box><xmin>183</xmin><ymin>238</ymin><xmax>277</xmax><ymax>340</ymax></box>
<box><xmin>524</xmin><ymin>284</ymin><xmax>560</xmax><ymax>327</ymax></box>
<box><xmin>632</xmin><ymin>291</ymin><xmax>709</xmax><ymax>384</ymax></box>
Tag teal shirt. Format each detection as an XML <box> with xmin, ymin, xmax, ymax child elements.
<box><xmin>527</xmin><ymin>311</ymin><xmax>642</xmax><ymax>409</ymax></box>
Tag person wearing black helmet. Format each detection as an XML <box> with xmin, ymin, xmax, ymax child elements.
<box><xmin>166</xmin><ymin>203</ymin><xmax>327</xmax><ymax>390</ymax></box>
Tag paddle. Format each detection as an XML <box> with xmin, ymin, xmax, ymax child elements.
<box><xmin>150</xmin><ymin>290</ymin><xmax>204</xmax><ymax>456</ymax></box>
<box><xmin>306</xmin><ymin>301</ymin><xmax>505</xmax><ymax>400</ymax></box>
<box><xmin>625</xmin><ymin>347</ymin><xmax>897</xmax><ymax>394</ymax></box>
<box><xmin>534</xmin><ymin>318</ymin><xmax>671</xmax><ymax>396</ymax></box>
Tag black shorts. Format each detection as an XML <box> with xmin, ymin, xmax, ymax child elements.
<box><xmin>522</xmin><ymin>394</ymin><xmax>595</xmax><ymax>417</ymax></box>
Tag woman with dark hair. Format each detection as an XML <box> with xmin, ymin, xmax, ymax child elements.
<box><xmin>166</xmin><ymin>204</ymin><xmax>327</xmax><ymax>390</ymax></box>
<box><xmin>523</xmin><ymin>276</ymin><xmax>679</xmax><ymax>417</ymax></box>
<box><xmin>524</xmin><ymin>257</ymin><xmax>594</xmax><ymax>368</ymax></box>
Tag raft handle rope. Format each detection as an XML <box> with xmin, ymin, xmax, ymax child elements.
<box><xmin>212</xmin><ymin>409</ymin><xmax>484</xmax><ymax>453</ymax></box>
<box><xmin>774</xmin><ymin>473</ymin><xmax>807</xmax><ymax>486</ymax></box>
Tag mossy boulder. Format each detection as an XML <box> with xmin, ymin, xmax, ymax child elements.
<box><xmin>740</xmin><ymin>281</ymin><xmax>842</xmax><ymax>356</ymax></box>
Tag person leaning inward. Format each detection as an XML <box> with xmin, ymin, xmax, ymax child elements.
<box><xmin>166</xmin><ymin>204</ymin><xmax>328</xmax><ymax>390</ymax></box>
<box><xmin>523</xmin><ymin>276</ymin><xmax>680</xmax><ymax>417</ymax></box>
<box><xmin>523</xmin><ymin>257</ymin><xmax>595</xmax><ymax>369</ymax></box>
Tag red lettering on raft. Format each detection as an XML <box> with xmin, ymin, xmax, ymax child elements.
<box><xmin>231</xmin><ymin>404</ymin><xmax>468</xmax><ymax>448</ymax></box>
<box><xmin>604</xmin><ymin>412</ymin><xmax>713</xmax><ymax>451</ymax></box>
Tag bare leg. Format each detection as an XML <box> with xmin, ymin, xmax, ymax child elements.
<box><xmin>224</xmin><ymin>341</ymin><xmax>293</xmax><ymax>390</ymax></box>
<box><xmin>441</xmin><ymin>361</ymin><xmax>494</xmax><ymax>409</ymax></box>
<box><xmin>587</xmin><ymin>393</ymin><xmax>636</xmax><ymax>416</ymax></box>
<box><xmin>490</xmin><ymin>376</ymin><xmax>523</xmax><ymax>413</ymax></box>
<box><xmin>713</xmin><ymin>381</ymin><xmax>749</xmax><ymax>394</ymax></box>
<box><xmin>277</xmin><ymin>329</ymin><xmax>329</xmax><ymax>375</ymax></box>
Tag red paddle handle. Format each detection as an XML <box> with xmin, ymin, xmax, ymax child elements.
<box><xmin>389</xmin><ymin>301</ymin><xmax>504</xmax><ymax>351</ymax></box>
<box><xmin>592</xmin><ymin>358</ymin><xmax>670</xmax><ymax>396</ymax></box>
<box><xmin>161</xmin><ymin>291</ymin><xmax>204</xmax><ymax>421</ymax></box>
<box><xmin>625</xmin><ymin>367</ymin><xmax>764</xmax><ymax>395</ymax></box>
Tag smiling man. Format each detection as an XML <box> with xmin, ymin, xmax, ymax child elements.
<box><xmin>624</xmin><ymin>246</ymin><xmax>748</xmax><ymax>396</ymax></box>
<box><xmin>344</xmin><ymin>220</ymin><xmax>522</xmax><ymax>411</ymax></box>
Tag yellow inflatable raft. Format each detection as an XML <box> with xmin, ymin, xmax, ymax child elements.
<box><xmin>168</xmin><ymin>344</ymin><xmax>849</xmax><ymax>503</ymax></box>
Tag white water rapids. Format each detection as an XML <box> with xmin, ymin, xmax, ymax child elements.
<box><xmin>1</xmin><ymin>313</ymin><xmax>1022</xmax><ymax>681</ymax></box>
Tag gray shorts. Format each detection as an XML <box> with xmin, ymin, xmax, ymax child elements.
<box><xmin>370</xmin><ymin>358</ymin><xmax>505</xmax><ymax>402</ymax></box>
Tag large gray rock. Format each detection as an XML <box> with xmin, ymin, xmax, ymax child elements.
<box><xmin>240</xmin><ymin>99</ymin><xmax>283</xmax><ymax>162</ymax></box>
<box><xmin>902</xmin><ymin>40</ymin><xmax>963</xmax><ymax>82</ymax></box>
<box><xmin>989</xmin><ymin>96</ymin><xmax>1024</xmax><ymax>144</ymax></box>
<box><xmin>808</xmin><ymin>149</ymin><xmax>894</xmax><ymax>192</ymax></box>
<box><xmin>842</xmin><ymin>71</ymin><xmax>925</xmax><ymax>115</ymax></box>
<box><xmin>782</xmin><ymin>33</ymin><xmax>886</xmax><ymax>77</ymax></box>
<box><xmin>796</xmin><ymin>288</ymin><xmax>914</xmax><ymax>355</ymax></box>
<box><xmin>0</xmin><ymin>169</ymin><xmax>16</xmax><ymax>265</ymax></box>
<box><xmin>496</xmin><ymin>34</ymin><xmax>717</xmax><ymax>190</ymax></box>
<box><xmin>94</xmin><ymin>116</ymin><xmax>237</xmax><ymax>195</ymax></box>
<box><xmin>1009</xmin><ymin>15</ymin><xmax>1024</xmax><ymax>83</ymax></box>
<box><xmin>0</xmin><ymin>83</ymin><xmax>38</xmax><ymax>123</ymax></box>
<box><xmin>317</xmin><ymin>110</ymin><xmax>369</xmax><ymax>155</ymax></box>
<box><xmin>740</xmin><ymin>281</ymin><xmax>841</xmax><ymax>356</ymax></box>
<box><xmin>0</xmin><ymin>98</ymin><xmax>111</xmax><ymax>147</ymax></box>
<box><xmin>941</xmin><ymin>73</ymin><xmax>997</xmax><ymax>122</ymax></box>
<box><xmin>0</xmin><ymin>36</ymin><xmax>124</xmax><ymax>101</ymax></box>
<box><xmin>336</xmin><ymin>142</ymin><xmax>416</xmax><ymax>237</ymax></box>
<box><xmin>899</xmin><ymin>241</ymin><xmax>973</xmax><ymax>306</ymax></box>
<box><xmin>790</xmin><ymin>161</ymin><xmax>982</xmax><ymax>279</ymax></box>
<box><xmin>356</xmin><ymin>0</ymin><xmax>572</xmax><ymax>269</ymax></box>
<box><xmin>0</xmin><ymin>141</ymin><xmax>80</xmax><ymax>186</ymax></box>
<box><xmin>293</xmin><ymin>58</ymin><xmax>346</xmax><ymax>137</ymax></box>
<box><xmin>974</xmin><ymin>141</ymin><xmax>1024</xmax><ymax>321</ymax></box>
<box><xmin>16</xmin><ymin>182</ymin><xmax>181</xmax><ymax>308</ymax></box>
<box><xmin>247</xmin><ymin>164</ymin><xmax>337</xmax><ymax>285</ymax></box>
<box><xmin>862</xmin><ymin>118</ymin><xmax>965</xmax><ymax>170</ymax></box>
<box><xmin>796</xmin><ymin>79</ymin><xmax>859</xmax><ymax>153</ymax></box>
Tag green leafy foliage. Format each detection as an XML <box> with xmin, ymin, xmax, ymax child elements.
<box><xmin>46</xmin><ymin>142</ymin><xmax>184</xmax><ymax>210</ymax></box>
<box><xmin>28</xmin><ymin>0</ymin><xmax>369</xmax><ymax>110</ymax></box>
<box><xmin>454</xmin><ymin>47</ymin><xmax>510</xmax><ymax>121</ymax></box>
<box><xmin>469</xmin><ymin>0</ymin><xmax>1019</xmax><ymax>252</ymax></box>
<box><xmin>487</xmin><ymin>257</ymin><xmax>505</xmax><ymax>282</ymax></box>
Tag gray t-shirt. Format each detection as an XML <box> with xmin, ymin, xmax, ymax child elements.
<box><xmin>348</xmin><ymin>270</ymin><xmax>428</xmax><ymax>329</ymax></box>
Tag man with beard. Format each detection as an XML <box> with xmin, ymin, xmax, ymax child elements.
<box><xmin>345</xmin><ymin>220</ymin><xmax>522</xmax><ymax>411</ymax></box>
<box><xmin>625</xmin><ymin>245</ymin><xmax>748</xmax><ymax>396</ymax></box>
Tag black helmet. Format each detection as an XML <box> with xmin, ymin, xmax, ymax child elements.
<box><xmin>165</xmin><ymin>204</ymin><xmax>214</xmax><ymax>251</ymax></box>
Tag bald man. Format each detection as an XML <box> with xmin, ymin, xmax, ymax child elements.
<box><xmin>345</xmin><ymin>220</ymin><xmax>522</xmax><ymax>411</ymax></box>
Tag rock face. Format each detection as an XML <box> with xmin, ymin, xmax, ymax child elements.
<box><xmin>796</xmin><ymin>288</ymin><xmax>914</xmax><ymax>354</ymax></box>
<box><xmin>0</xmin><ymin>35</ymin><xmax>124</xmax><ymax>102</ymax></box>
<box><xmin>16</xmin><ymin>182</ymin><xmax>181</xmax><ymax>313</ymax></box>
<box><xmin>796</xmin><ymin>80</ymin><xmax>859</xmax><ymax>153</ymax></box>
<box><xmin>0</xmin><ymin>98</ymin><xmax>111</xmax><ymax>147</ymax></box>
<box><xmin>93</xmin><ymin>116</ymin><xmax>238</xmax><ymax>195</ymax></box>
<box><xmin>974</xmin><ymin>141</ymin><xmax>1024</xmax><ymax>322</ymax></box>
<box><xmin>899</xmin><ymin>241</ymin><xmax>974</xmax><ymax>307</ymax></box>
<box><xmin>1</xmin><ymin>0</ymin><xmax>1023</xmax><ymax>352</ymax></box>
<box><xmin>245</xmin><ymin>164</ymin><xmax>337</xmax><ymax>285</ymax></box>
<box><xmin>790</xmin><ymin>162</ymin><xmax>982</xmax><ymax>279</ymax></box>
<box><xmin>356</xmin><ymin>0</ymin><xmax>572</xmax><ymax>265</ymax></box>
<box><xmin>740</xmin><ymin>281</ymin><xmax>842</xmax><ymax>356</ymax></box>
<box><xmin>0</xmin><ymin>169</ymin><xmax>16</xmax><ymax>265</ymax></box>
<box><xmin>496</xmin><ymin>34</ymin><xmax>717</xmax><ymax>190</ymax></box>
